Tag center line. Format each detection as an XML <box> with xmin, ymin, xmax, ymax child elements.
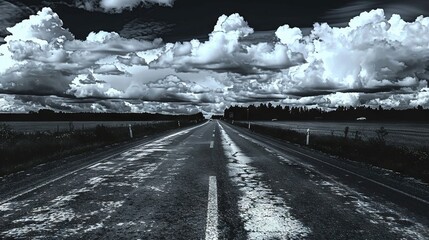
<box><xmin>210</xmin><ymin>141</ymin><xmax>214</xmax><ymax>148</ymax></box>
<box><xmin>205</xmin><ymin>176</ymin><xmax>218</xmax><ymax>240</ymax></box>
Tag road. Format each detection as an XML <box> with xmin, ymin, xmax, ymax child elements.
<box><xmin>0</xmin><ymin>120</ymin><xmax>428</xmax><ymax>239</ymax></box>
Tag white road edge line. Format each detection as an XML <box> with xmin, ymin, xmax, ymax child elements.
<box><xmin>210</xmin><ymin>141</ymin><xmax>214</xmax><ymax>148</ymax></box>
<box><xmin>222</xmin><ymin>122</ymin><xmax>429</xmax><ymax>206</ymax></box>
<box><xmin>205</xmin><ymin>176</ymin><xmax>218</xmax><ymax>240</ymax></box>
<box><xmin>0</xmin><ymin>123</ymin><xmax>208</xmax><ymax>206</ymax></box>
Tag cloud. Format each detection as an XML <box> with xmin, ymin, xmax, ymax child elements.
<box><xmin>67</xmin><ymin>72</ymin><xmax>123</xmax><ymax>98</ymax></box>
<box><xmin>276</xmin><ymin>9</ymin><xmax>429</xmax><ymax>96</ymax></box>
<box><xmin>0</xmin><ymin>7</ymin><xmax>160</xmax><ymax>97</ymax></box>
<box><xmin>1</xmin><ymin>8</ymin><xmax>429</xmax><ymax>114</ymax></box>
<box><xmin>0</xmin><ymin>94</ymin><xmax>27</xmax><ymax>112</ymax></box>
<box><xmin>148</xmin><ymin>9</ymin><xmax>429</xmax><ymax>104</ymax></box>
<box><xmin>66</xmin><ymin>31</ymin><xmax>161</xmax><ymax>55</ymax></box>
<box><xmin>73</xmin><ymin>0</ymin><xmax>174</xmax><ymax>13</ymax></box>
<box><xmin>5</xmin><ymin>7</ymin><xmax>74</xmax><ymax>44</ymax></box>
<box><xmin>123</xmin><ymin>75</ymin><xmax>211</xmax><ymax>102</ymax></box>
<box><xmin>150</xmin><ymin>13</ymin><xmax>304</xmax><ymax>74</ymax></box>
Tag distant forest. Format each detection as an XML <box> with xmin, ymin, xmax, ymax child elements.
<box><xmin>224</xmin><ymin>104</ymin><xmax>429</xmax><ymax>121</ymax></box>
<box><xmin>0</xmin><ymin>109</ymin><xmax>205</xmax><ymax>122</ymax></box>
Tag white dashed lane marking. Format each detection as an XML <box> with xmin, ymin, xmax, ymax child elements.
<box><xmin>205</xmin><ymin>176</ymin><xmax>218</xmax><ymax>240</ymax></box>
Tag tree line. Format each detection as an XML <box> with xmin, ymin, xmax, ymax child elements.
<box><xmin>223</xmin><ymin>104</ymin><xmax>429</xmax><ymax>121</ymax></box>
<box><xmin>0</xmin><ymin>109</ymin><xmax>205</xmax><ymax>122</ymax></box>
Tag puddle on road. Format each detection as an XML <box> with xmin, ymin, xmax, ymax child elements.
<box><xmin>219</xmin><ymin>124</ymin><xmax>311</xmax><ymax>239</ymax></box>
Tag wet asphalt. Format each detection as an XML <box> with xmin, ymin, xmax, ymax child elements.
<box><xmin>0</xmin><ymin>120</ymin><xmax>428</xmax><ymax>239</ymax></box>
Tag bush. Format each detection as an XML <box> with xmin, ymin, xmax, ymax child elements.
<box><xmin>0</xmin><ymin>123</ymin><xmax>14</xmax><ymax>141</ymax></box>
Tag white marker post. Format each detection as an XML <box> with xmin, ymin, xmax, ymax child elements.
<box><xmin>178</xmin><ymin>121</ymin><xmax>181</xmax><ymax>127</ymax></box>
<box><xmin>306</xmin><ymin>128</ymin><xmax>310</xmax><ymax>146</ymax></box>
<box><xmin>129</xmin><ymin>124</ymin><xmax>133</xmax><ymax>139</ymax></box>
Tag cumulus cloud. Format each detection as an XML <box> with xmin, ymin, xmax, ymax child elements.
<box><xmin>272</xmin><ymin>9</ymin><xmax>429</xmax><ymax>98</ymax></box>
<box><xmin>123</xmin><ymin>75</ymin><xmax>211</xmax><ymax>102</ymax></box>
<box><xmin>0</xmin><ymin>7</ymin><xmax>160</xmax><ymax>97</ymax></box>
<box><xmin>1</xmin><ymin>8</ymin><xmax>429</xmax><ymax>114</ymax></box>
<box><xmin>67</xmin><ymin>72</ymin><xmax>123</xmax><ymax>98</ymax></box>
<box><xmin>149</xmin><ymin>9</ymin><xmax>429</xmax><ymax>105</ymax></box>
<box><xmin>150</xmin><ymin>13</ymin><xmax>304</xmax><ymax>73</ymax></box>
<box><xmin>73</xmin><ymin>0</ymin><xmax>174</xmax><ymax>13</ymax></box>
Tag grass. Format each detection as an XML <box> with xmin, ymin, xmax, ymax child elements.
<box><xmin>0</xmin><ymin>121</ymin><xmax>200</xmax><ymax>177</ymax></box>
<box><xmin>232</xmin><ymin>122</ymin><xmax>429</xmax><ymax>183</ymax></box>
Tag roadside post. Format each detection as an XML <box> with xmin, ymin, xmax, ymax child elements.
<box><xmin>129</xmin><ymin>124</ymin><xmax>133</xmax><ymax>138</ymax></box>
<box><xmin>178</xmin><ymin>121</ymin><xmax>181</xmax><ymax>127</ymax></box>
<box><xmin>306</xmin><ymin>128</ymin><xmax>310</xmax><ymax>145</ymax></box>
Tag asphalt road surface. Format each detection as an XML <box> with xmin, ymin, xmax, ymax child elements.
<box><xmin>1</xmin><ymin>121</ymin><xmax>428</xmax><ymax>239</ymax></box>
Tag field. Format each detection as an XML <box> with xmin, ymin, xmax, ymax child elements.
<box><xmin>0</xmin><ymin>120</ymin><xmax>197</xmax><ymax>177</ymax></box>
<box><xmin>245</xmin><ymin>121</ymin><xmax>429</xmax><ymax>148</ymax></box>
<box><xmin>232</xmin><ymin>121</ymin><xmax>429</xmax><ymax>182</ymax></box>
<box><xmin>1</xmin><ymin>121</ymin><xmax>173</xmax><ymax>133</ymax></box>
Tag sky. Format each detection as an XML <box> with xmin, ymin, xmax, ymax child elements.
<box><xmin>1</xmin><ymin>0</ymin><xmax>429</xmax><ymax>116</ymax></box>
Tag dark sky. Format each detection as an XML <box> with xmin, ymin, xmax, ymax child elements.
<box><xmin>4</xmin><ymin>0</ymin><xmax>429</xmax><ymax>41</ymax></box>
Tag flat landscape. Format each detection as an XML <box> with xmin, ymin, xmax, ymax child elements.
<box><xmin>247</xmin><ymin>121</ymin><xmax>429</xmax><ymax>148</ymax></box>
<box><xmin>1</xmin><ymin>121</ymin><xmax>171</xmax><ymax>133</ymax></box>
